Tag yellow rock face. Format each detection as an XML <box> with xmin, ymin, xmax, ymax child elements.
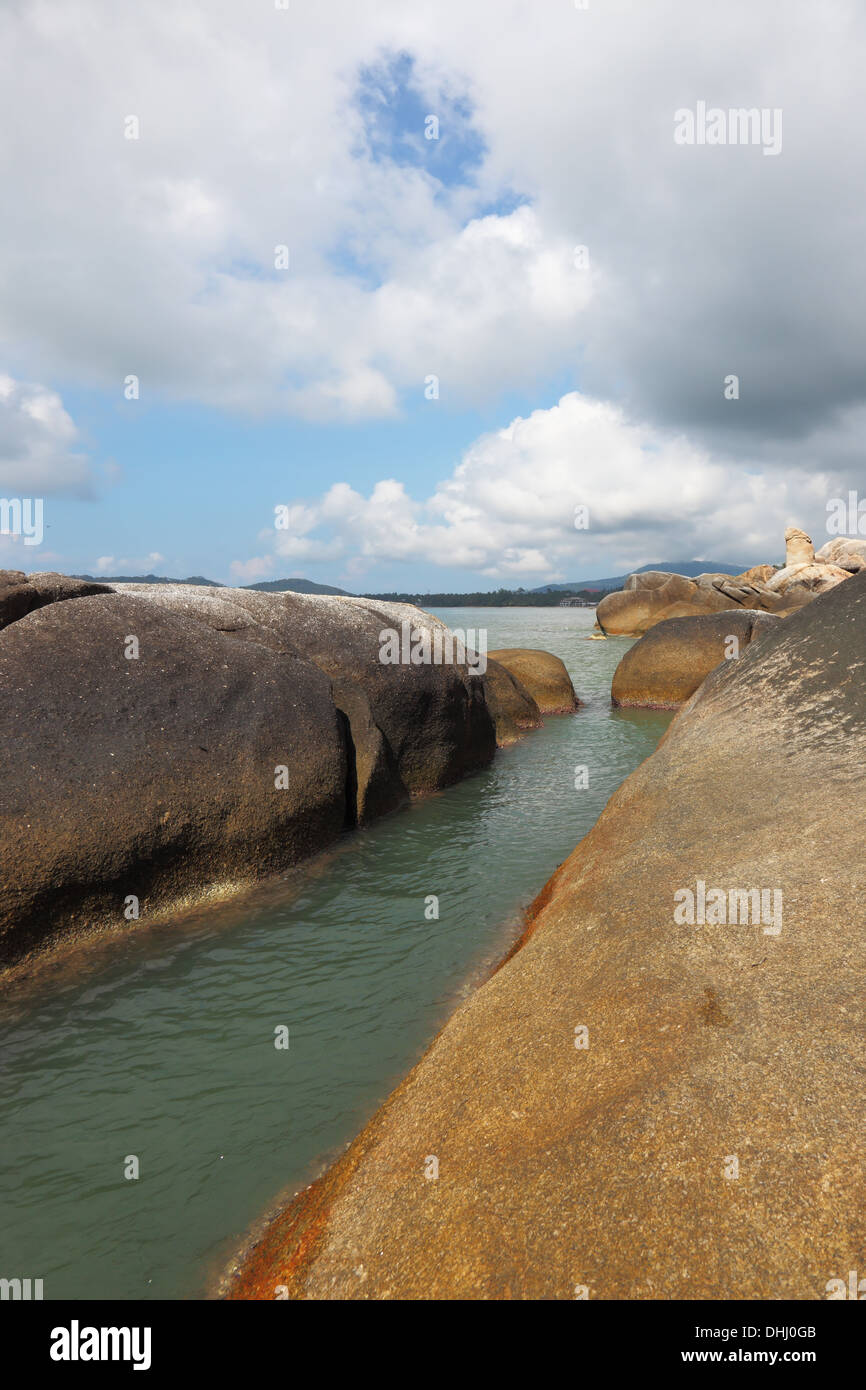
<box><xmin>487</xmin><ymin>648</ymin><xmax>577</xmax><ymax>713</ymax></box>
<box><xmin>227</xmin><ymin>573</ymin><xmax>866</xmax><ymax>1301</ymax></box>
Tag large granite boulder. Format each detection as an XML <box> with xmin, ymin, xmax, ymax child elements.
<box><xmin>611</xmin><ymin>609</ymin><xmax>781</xmax><ymax>708</ymax></box>
<box><xmin>596</xmin><ymin>567</ymin><xmax>811</xmax><ymax>637</ymax></box>
<box><xmin>815</xmin><ymin>536</ymin><xmax>866</xmax><ymax>573</ymax></box>
<box><xmin>109</xmin><ymin>585</ymin><xmax>496</xmax><ymax>822</ymax></box>
<box><xmin>486</xmin><ymin>648</ymin><xmax>577</xmax><ymax>713</ymax></box>
<box><xmin>0</xmin><ymin>569</ymin><xmax>110</xmax><ymax>630</ymax></box>
<box><xmin>0</xmin><ymin>594</ymin><xmax>347</xmax><ymax>971</ymax></box>
<box><xmin>765</xmin><ymin>561</ymin><xmax>850</xmax><ymax>594</ymax></box>
<box><xmin>270</xmin><ymin>594</ymin><xmax>496</xmax><ymax>795</ymax></box>
<box><xmin>228</xmin><ymin>572</ymin><xmax>866</xmax><ymax>1300</ymax></box>
<box><xmin>736</xmin><ymin>564</ymin><xmax>778</xmax><ymax>585</ymax></box>
<box><xmin>482</xmin><ymin>659</ymin><xmax>542</xmax><ymax>745</ymax></box>
<box><xmin>756</xmin><ymin>529</ymin><xmax>850</xmax><ymax>597</ymax></box>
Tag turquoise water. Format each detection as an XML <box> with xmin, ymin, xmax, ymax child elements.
<box><xmin>0</xmin><ymin>608</ymin><xmax>671</xmax><ymax>1300</ymax></box>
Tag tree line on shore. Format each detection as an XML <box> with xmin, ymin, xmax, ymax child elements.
<box><xmin>360</xmin><ymin>586</ymin><xmax>606</xmax><ymax>607</ymax></box>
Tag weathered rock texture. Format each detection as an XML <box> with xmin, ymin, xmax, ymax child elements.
<box><xmin>736</xmin><ymin>564</ymin><xmax>778</xmax><ymax>585</ymax></box>
<box><xmin>0</xmin><ymin>579</ymin><xmax>574</xmax><ymax>969</ymax></box>
<box><xmin>815</xmin><ymin>537</ymin><xmax>866</xmax><ymax>573</ymax></box>
<box><xmin>487</xmin><ymin>648</ymin><xmax>577</xmax><ymax>713</ymax></box>
<box><xmin>228</xmin><ymin>572</ymin><xmax>866</xmax><ymax>1300</ymax></box>
<box><xmin>0</xmin><ymin>594</ymin><xmax>347</xmax><ymax>970</ymax></box>
<box><xmin>594</xmin><ymin>528</ymin><xmax>862</xmax><ymax>637</ymax></box>
<box><xmin>110</xmin><ymin>585</ymin><xmax>496</xmax><ymax>822</ymax></box>
<box><xmin>766</xmin><ymin>562</ymin><xmax>851</xmax><ymax>595</ymax></box>
<box><xmin>0</xmin><ymin>569</ymin><xmax>110</xmax><ymax>630</ymax></box>
<box><xmin>784</xmin><ymin>526</ymin><xmax>815</xmax><ymax>566</ymax></box>
<box><xmin>482</xmin><ymin>659</ymin><xmax>542</xmax><ymax>744</ymax></box>
<box><xmin>611</xmin><ymin>609</ymin><xmax>782</xmax><ymax>708</ymax></box>
<box><xmin>595</xmin><ymin>568</ymin><xmax>807</xmax><ymax>637</ymax></box>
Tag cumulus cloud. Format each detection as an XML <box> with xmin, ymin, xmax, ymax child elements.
<box><xmin>3</xmin><ymin>0</ymin><xmax>863</xmax><ymax>444</ymax></box>
<box><xmin>3</xmin><ymin>1</ymin><xmax>866</xmax><ymax>578</ymax></box>
<box><xmin>93</xmin><ymin>551</ymin><xmax>165</xmax><ymax>574</ymax></box>
<box><xmin>0</xmin><ymin>4</ymin><xmax>593</xmax><ymax>419</ymax></box>
<box><xmin>229</xmin><ymin>555</ymin><xmax>275</xmax><ymax>583</ymax></box>
<box><xmin>252</xmin><ymin>392</ymin><xmax>837</xmax><ymax>583</ymax></box>
<box><xmin>0</xmin><ymin>375</ymin><xmax>91</xmax><ymax>494</ymax></box>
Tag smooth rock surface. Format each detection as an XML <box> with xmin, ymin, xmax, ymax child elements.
<box><xmin>111</xmin><ymin>585</ymin><xmax>496</xmax><ymax>808</ymax></box>
<box><xmin>0</xmin><ymin>594</ymin><xmax>347</xmax><ymax>969</ymax></box>
<box><xmin>228</xmin><ymin>572</ymin><xmax>866</xmax><ymax>1300</ymax></box>
<box><xmin>596</xmin><ymin>567</ymin><xmax>812</xmax><ymax>636</ymax></box>
<box><xmin>611</xmin><ymin>609</ymin><xmax>781</xmax><ymax>708</ymax></box>
<box><xmin>815</xmin><ymin>537</ymin><xmax>866</xmax><ymax>573</ymax></box>
<box><xmin>482</xmin><ymin>659</ymin><xmax>542</xmax><ymax>744</ymax></box>
<box><xmin>487</xmin><ymin>648</ymin><xmax>577</xmax><ymax>713</ymax></box>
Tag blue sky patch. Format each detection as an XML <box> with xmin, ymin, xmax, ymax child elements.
<box><xmin>355</xmin><ymin>50</ymin><xmax>486</xmax><ymax>190</ymax></box>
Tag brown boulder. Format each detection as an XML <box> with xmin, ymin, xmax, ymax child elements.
<box><xmin>0</xmin><ymin>594</ymin><xmax>347</xmax><ymax>970</ymax></box>
<box><xmin>611</xmin><ymin>609</ymin><xmax>781</xmax><ymax>708</ymax></box>
<box><xmin>595</xmin><ymin>581</ymin><xmax>706</xmax><ymax>635</ymax></box>
<box><xmin>0</xmin><ymin>569</ymin><xmax>110</xmax><ymax>630</ymax></box>
<box><xmin>486</xmin><ymin>648</ymin><xmax>577</xmax><ymax>713</ymax></box>
<box><xmin>735</xmin><ymin>564</ymin><xmax>778</xmax><ymax>585</ymax></box>
<box><xmin>596</xmin><ymin>567</ymin><xmax>815</xmax><ymax>637</ymax></box>
<box><xmin>482</xmin><ymin>659</ymin><xmax>542</xmax><ymax>744</ymax></box>
<box><xmin>110</xmin><ymin>585</ymin><xmax>496</xmax><ymax>821</ymax></box>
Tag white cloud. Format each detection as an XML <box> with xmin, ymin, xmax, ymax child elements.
<box><xmin>0</xmin><ymin>375</ymin><xmax>91</xmax><ymax>494</ymax></box>
<box><xmin>2</xmin><ymin>0</ymin><xmax>866</xmax><ymax>579</ymax></box>
<box><xmin>7</xmin><ymin>0</ymin><xmax>863</xmax><ymax>437</ymax></box>
<box><xmin>0</xmin><ymin>3</ymin><xmax>594</xmax><ymax>419</ymax></box>
<box><xmin>229</xmin><ymin>555</ymin><xmax>274</xmax><ymax>583</ymax></box>
<box><xmin>249</xmin><ymin>392</ymin><xmax>838</xmax><ymax>582</ymax></box>
<box><xmin>94</xmin><ymin>550</ymin><xmax>165</xmax><ymax>574</ymax></box>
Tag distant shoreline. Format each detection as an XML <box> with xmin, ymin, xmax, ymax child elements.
<box><xmin>382</xmin><ymin>593</ymin><xmax>603</xmax><ymax>608</ymax></box>
<box><xmin>66</xmin><ymin>573</ymin><xmax>608</xmax><ymax>607</ymax></box>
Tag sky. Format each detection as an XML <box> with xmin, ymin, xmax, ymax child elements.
<box><xmin>1</xmin><ymin>0</ymin><xmax>864</xmax><ymax>591</ymax></box>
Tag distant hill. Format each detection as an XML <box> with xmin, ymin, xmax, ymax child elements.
<box><xmin>244</xmin><ymin>577</ymin><xmax>353</xmax><ymax>596</ymax></box>
<box><xmin>533</xmin><ymin>560</ymin><xmax>754</xmax><ymax>594</ymax></box>
<box><xmin>73</xmin><ymin>573</ymin><xmax>221</xmax><ymax>586</ymax></box>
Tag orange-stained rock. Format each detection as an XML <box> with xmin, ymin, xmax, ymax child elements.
<box><xmin>595</xmin><ymin>563</ymin><xmax>826</xmax><ymax>637</ymax></box>
<box><xmin>226</xmin><ymin>572</ymin><xmax>866</xmax><ymax>1301</ymax></box>
<box><xmin>735</xmin><ymin>564</ymin><xmax>778</xmax><ymax>585</ymax></box>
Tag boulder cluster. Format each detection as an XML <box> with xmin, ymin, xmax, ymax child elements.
<box><xmin>228</xmin><ymin>570</ymin><xmax>866</xmax><ymax>1301</ymax></box>
<box><xmin>0</xmin><ymin>575</ymin><xmax>575</xmax><ymax>971</ymax></box>
<box><xmin>595</xmin><ymin>528</ymin><xmax>866</xmax><ymax>637</ymax></box>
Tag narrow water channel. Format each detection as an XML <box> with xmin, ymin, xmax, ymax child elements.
<box><xmin>0</xmin><ymin>608</ymin><xmax>671</xmax><ymax>1299</ymax></box>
